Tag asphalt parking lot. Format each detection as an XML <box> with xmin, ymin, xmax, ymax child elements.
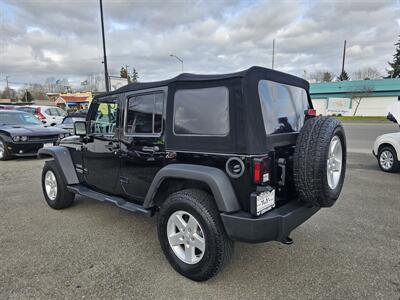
<box><xmin>1</xmin><ymin>123</ymin><xmax>399</xmax><ymax>299</ymax></box>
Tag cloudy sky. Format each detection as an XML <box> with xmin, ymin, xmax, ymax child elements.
<box><xmin>1</xmin><ymin>0</ymin><xmax>399</xmax><ymax>89</ymax></box>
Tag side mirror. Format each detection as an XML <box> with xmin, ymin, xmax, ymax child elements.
<box><xmin>74</xmin><ymin>121</ymin><xmax>87</xmax><ymax>136</ymax></box>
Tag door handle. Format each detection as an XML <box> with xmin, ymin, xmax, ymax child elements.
<box><xmin>141</xmin><ymin>146</ymin><xmax>159</xmax><ymax>152</ymax></box>
<box><xmin>105</xmin><ymin>143</ymin><xmax>119</xmax><ymax>150</ymax></box>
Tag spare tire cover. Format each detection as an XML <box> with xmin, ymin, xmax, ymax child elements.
<box><xmin>293</xmin><ymin>116</ymin><xmax>347</xmax><ymax>207</ymax></box>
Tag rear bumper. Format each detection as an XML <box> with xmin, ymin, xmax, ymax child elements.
<box><xmin>220</xmin><ymin>201</ymin><xmax>320</xmax><ymax>243</ymax></box>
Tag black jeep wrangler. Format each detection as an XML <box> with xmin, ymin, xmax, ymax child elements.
<box><xmin>39</xmin><ymin>66</ymin><xmax>346</xmax><ymax>281</ymax></box>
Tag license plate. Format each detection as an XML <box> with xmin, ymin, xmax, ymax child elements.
<box><xmin>257</xmin><ymin>189</ymin><xmax>275</xmax><ymax>216</ymax></box>
<box><xmin>42</xmin><ymin>143</ymin><xmax>54</xmax><ymax>148</ymax></box>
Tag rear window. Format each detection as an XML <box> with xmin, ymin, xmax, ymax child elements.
<box><xmin>258</xmin><ymin>80</ymin><xmax>309</xmax><ymax>135</ymax></box>
<box><xmin>173</xmin><ymin>87</ymin><xmax>229</xmax><ymax>136</ymax></box>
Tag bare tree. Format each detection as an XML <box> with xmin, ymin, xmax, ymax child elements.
<box><xmin>308</xmin><ymin>70</ymin><xmax>335</xmax><ymax>82</ymax></box>
<box><xmin>352</xmin><ymin>67</ymin><xmax>381</xmax><ymax>80</ymax></box>
<box><xmin>348</xmin><ymin>86</ymin><xmax>374</xmax><ymax>116</ymax></box>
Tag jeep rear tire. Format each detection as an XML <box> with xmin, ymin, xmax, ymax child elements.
<box><xmin>293</xmin><ymin>117</ymin><xmax>346</xmax><ymax>207</ymax></box>
<box><xmin>42</xmin><ymin>160</ymin><xmax>75</xmax><ymax>209</ymax></box>
<box><xmin>157</xmin><ymin>189</ymin><xmax>234</xmax><ymax>281</ymax></box>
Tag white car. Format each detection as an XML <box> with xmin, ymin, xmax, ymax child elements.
<box><xmin>16</xmin><ymin>105</ymin><xmax>67</xmax><ymax>126</ymax></box>
<box><xmin>373</xmin><ymin>102</ymin><xmax>400</xmax><ymax>172</ymax></box>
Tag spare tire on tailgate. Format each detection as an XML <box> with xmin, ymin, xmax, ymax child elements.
<box><xmin>293</xmin><ymin>116</ymin><xmax>346</xmax><ymax>207</ymax></box>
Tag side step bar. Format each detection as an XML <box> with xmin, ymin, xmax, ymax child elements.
<box><xmin>67</xmin><ymin>184</ymin><xmax>153</xmax><ymax>217</ymax></box>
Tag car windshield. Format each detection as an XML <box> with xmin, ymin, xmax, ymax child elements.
<box><xmin>62</xmin><ymin>117</ymin><xmax>85</xmax><ymax>124</ymax></box>
<box><xmin>0</xmin><ymin>112</ymin><xmax>42</xmax><ymax>126</ymax></box>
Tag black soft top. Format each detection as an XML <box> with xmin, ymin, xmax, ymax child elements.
<box><xmin>98</xmin><ymin>66</ymin><xmax>309</xmax><ymax>98</ymax></box>
<box><xmin>96</xmin><ymin>66</ymin><xmax>311</xmax><ymax>155</ymax></box>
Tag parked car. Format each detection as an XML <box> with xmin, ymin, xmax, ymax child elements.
<box><xmin>38</xmin><ymin>66</ymin><xmax>347</xmax><ymax>281</ymax></box>
<box><xmin>0</xmin><ymin>110</ymin><xmax>68</xmax><ymax>160</ymax></box>
<box><xmin>58</xmin><ymin>115</ymin><xmax>86</xmax><ymax>134</ymax></box>
<box><xmin>16</xmin><ymin>105</ymin><xmax>67</xmax><ymax>126</ymax></box>
<box><xmin>0</xmin><ymin>105</ymin><xmax>16</xmax><ymax>110</ymax></box>
<box><xmin>373</xmin><ymin>103</ymin><xmax>400</xmax><ymax>172</ymax></box>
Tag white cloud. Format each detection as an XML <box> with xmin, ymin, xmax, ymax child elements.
<box><xmin>0</xmin><ymin>0</ymin><xmax>399</xmax><ymax>88</ymax></box>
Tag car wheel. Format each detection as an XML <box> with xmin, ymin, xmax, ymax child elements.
<box><xmin>293</xmin><ymin>116</ymin><xmax>347</xmax><ymax>207</ymax></box>
<box><xmin>0</xmin><ymin>138</ymin><xmax>12</xmax><ymax>161</ymax></box>
<box><xmin>378</xmin><ymin>146</ymin><xmax>399</xmax><ymax>172</ymax></box>
<box><xmin>42</xmin><ymin>160</ymin><xmax>75</xmax><ymax>209</ymax></box>
<box><xmin>157</xmin><ymin>189</ymin><xmax>234</xmax><ymax>281</ymax></box>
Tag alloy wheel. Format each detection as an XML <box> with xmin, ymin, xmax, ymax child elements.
<box><xmin>166</xmin><ymin>210</ymin><xmax>206</xmax><ymax>264</ymax></box>
<box><xmin>380</xmin><ymin>150</ymin><xmax>394</xmax><ymax>170</ymax></box>
<box><xmin>327</xmin><ymin>135</ymin><xmax>343</xmax><ymax>189</ymax></box>
<box><xmin>44</xmin><ymin>170</ymin><xmax>58</xmax><ymax>201</ymax></box>
<box><xmin>0</xmin><ymin>140</ymin><xmax>4</xmax><ymax>159</ymax></box>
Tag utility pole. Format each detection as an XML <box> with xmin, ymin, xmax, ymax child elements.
<box><xmin>341</xmin><ymin>40</ymin><xmax>347</xmax><ymax>74</ymax></box>
<box><xmin>99</xmin><ymin>0</ymin><xmax>109</xmax><ymax>92</ymax></box>
<box><xmin>5</xmin><ymin>76</ymin><xmax>9</xmax><ymax>90</ymax></box>
<box><xmin>272</xmin><ymin>39</ymin><xmax>275</xmax><ymax>70</ymax></box>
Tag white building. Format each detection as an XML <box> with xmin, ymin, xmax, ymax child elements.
<box><xmin>310</xmin><ymin>78</ymin><xmax>400</xmax><ymax>116</ymax></box>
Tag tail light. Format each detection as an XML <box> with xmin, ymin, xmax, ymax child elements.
<box><xmin>35</xmin><ymin>107</ymin><xmax>46</xmax><ymax>120</ymax></box>
<box><xmin>306</xmin><ymin>109</ymin><xmax>316</xmax><ymax>116</ymax></box>
<box><xmin>253</xmin><ymin>157</ymin><xmax>271</xmax><ymax>185</ymax></box>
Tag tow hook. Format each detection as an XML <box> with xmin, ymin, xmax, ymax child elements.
<box><xmin>281</xmin><ymin>236</ymin><xmax>293</xmax><ymax>245</ymax></box>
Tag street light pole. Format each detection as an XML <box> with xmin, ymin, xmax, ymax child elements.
<box><xmin>99</xmin><ymin>0</ymin><xmax>109</xmax><ymax>92</ymax></box>
<box><xmin>169</xmin><ymin>54</ymin><xmax>184</xmax><ymax>73</ymax></box>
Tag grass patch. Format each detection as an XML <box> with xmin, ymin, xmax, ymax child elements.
<box><xmin>334</xmin><ymin>116</ymin><xmax>388</xmax><ymax>122</ymax></box>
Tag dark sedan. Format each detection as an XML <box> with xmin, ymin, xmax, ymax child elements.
<box><xmin>0</xmin><ymin>110</ymin><xmax>69</xmax><ymax>160</ymax></box>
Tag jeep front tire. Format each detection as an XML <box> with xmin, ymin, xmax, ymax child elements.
<box><xmin>157</xmin><ymin>189</ymin><xmax>234</xmax><ymax>281</ymax></box>
<box><xmin>42</xmin><ymin>160</ymin><xmax>75</xmax><ymax>209</ymax></box>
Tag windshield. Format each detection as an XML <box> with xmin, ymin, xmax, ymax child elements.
<box><xmin>0</xmin><ymin>112</ymin><xmax>42</xmax><ymax>126</ymax></box>
<box><xmin>258</xmin><ymin>80</ymin><xmax>309</xmax><ymax>135</ymax></box>
<box><xmin>62</xmin><ymin>117</ymin><xmax>85</xmax><ymax>124</ymax></box>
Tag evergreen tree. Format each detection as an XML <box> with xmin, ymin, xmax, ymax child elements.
<box><xmin>131</xmin><ymin>68</ymin><xmax>139</xmax><ymax>82</ymax></box>
<box><xmin>22</xmin><ymin>91</ymin><xmax>34</xmax><ymax>102</ymax></box>
<box><xmin>120</xmin><ymin>66</ymin><xmax>131</xmax><ymax>83</ymax></box>
<box><xmin>322</xmin><ymin>72</ymin><xmax>334</xmax><ymax>82</ymax></box>
<box><xmin>338</xmin><ymin>70</ymin><xmax>350</xmax><ymax>81</ymax></box>
<box><xmin>387</xmin><ymin>35</ymin><xmax>400</xmax><ymax>78</ymax></box>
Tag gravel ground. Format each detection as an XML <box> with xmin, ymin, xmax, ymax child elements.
<box><xmin>0</xmin><ymin>151</ymin><xmax>399</xmax><ymax>299</ymax></box>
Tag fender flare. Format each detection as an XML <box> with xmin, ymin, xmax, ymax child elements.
<box><xmin>143</xmin><ymin>164</ymin><xmax>240</xmax><ymax>212</ymax></box>
<box><xmin>38</xmin><ymin>146</ymin><xmax>79</xmax><ymax>185</ymax></box>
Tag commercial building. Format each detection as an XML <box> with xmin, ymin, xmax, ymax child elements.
<box><xmin>310</xmin><ymin>78</ymin><xmax>400</xmax><ymax>116</ymax></box>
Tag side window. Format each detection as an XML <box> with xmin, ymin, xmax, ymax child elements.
<box><xmin>173</xmin><ymin>87</ymin><xmax>229</xmax><ymax>136</ymax></box>
<box><xmin>48</xmin><ymin>108</ymin><xmax>61</xmax><ymax>116</ymax></box>
<box><xmin>90</xmin><ymin>102</ymin><xmax>119</xmax><ymax>135</ymax></box>
<box><xmin>258</xmin><ymin>80</ymin><xmax>309</xmax><ymax>135</ymax></box>
<box><xmin>125</xmin><ymin>92</ymin><xmax>164</xmax><ymax>135</ymax></box>
<box><xmin>56</xmin><ymin>107</ymin><xmax>66</xmax><ymax>116</ymax></box>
